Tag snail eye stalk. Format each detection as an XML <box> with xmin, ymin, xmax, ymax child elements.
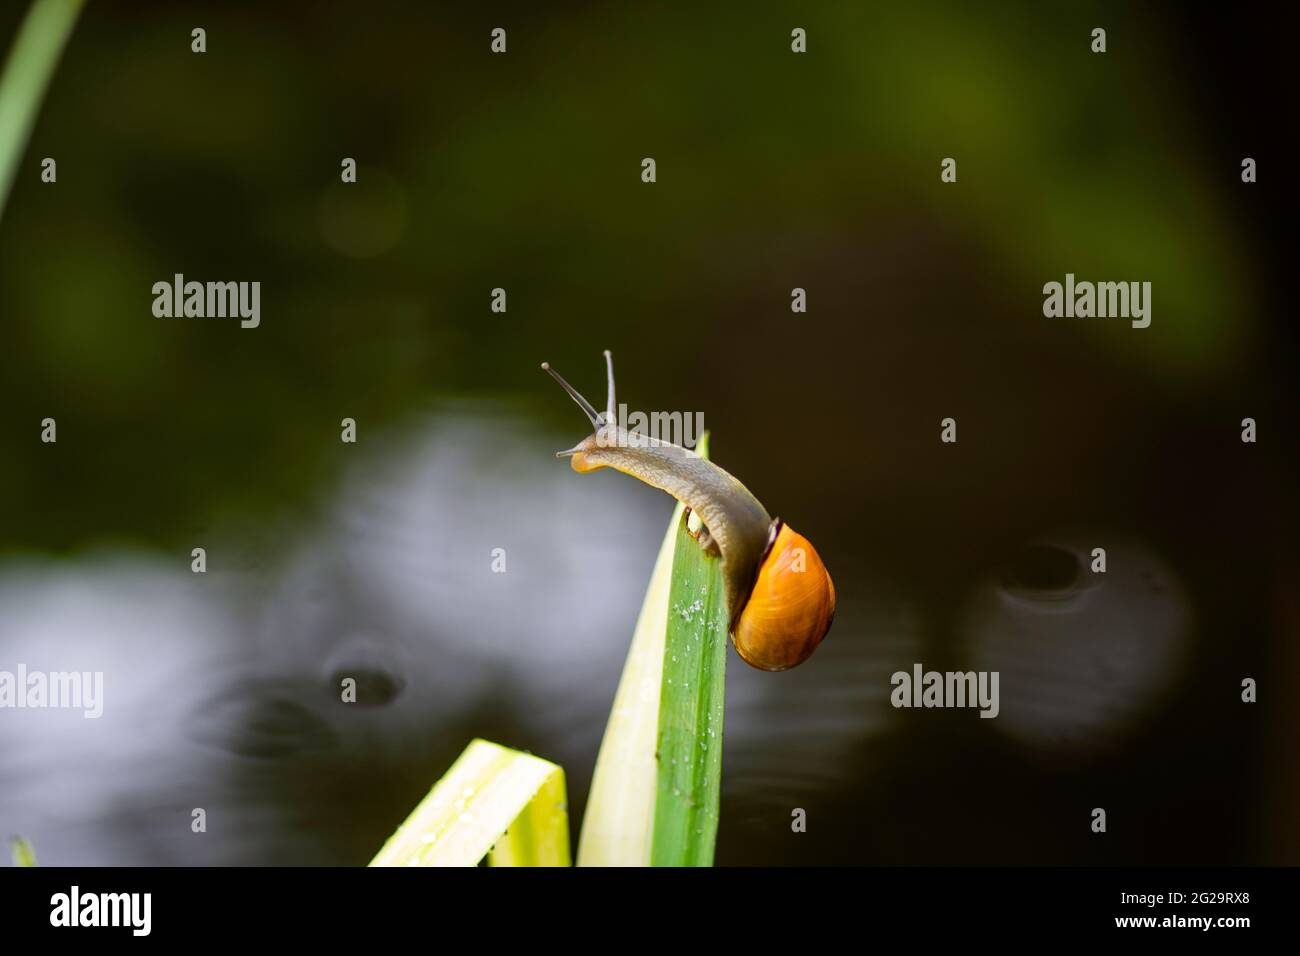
<box><xmin>540</xmin><ymin>361</ymin><xmax>603</xmax><ymax>428</ymax></box>
<box><xmin>603</xmin><ymin>349</ymin><xmax>616</xmax><ymax>426</ymax></box>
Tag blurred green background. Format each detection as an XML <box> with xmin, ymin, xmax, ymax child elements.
<box><xmin>0</xmin><ymin>1</ymin><xmax>1294</xmax><ymax>865</ymax></box>
<box><xmin>0</xmin><ymin>0</ymin><xmax>1286</xmax><ymax>552</ymax></box>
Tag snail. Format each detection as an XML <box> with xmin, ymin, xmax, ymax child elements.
<box><xmin>541</xmin><ymin>351</ymin><xmax>834</xmax><ymax>671</ymax></box>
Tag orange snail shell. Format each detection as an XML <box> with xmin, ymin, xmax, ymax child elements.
<box><xmin>732</xmin><ymin>523</ymin><xmax>836</xmax><ymax>672</ymax></box>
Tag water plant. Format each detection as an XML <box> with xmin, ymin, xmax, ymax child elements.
<box><xmin>371</xmin><ymin>434</ymin><xmax>731</xmax><ymax>867</ymax></box>
<box><xmin>374</xmin><ymin>352</ymin><xmax>833</xmax><ymax>866</ymax></box>
<box><xmin>0</xmin><ymin>0</ymin><xmax>83</xmax><ymax>224</ymax></box>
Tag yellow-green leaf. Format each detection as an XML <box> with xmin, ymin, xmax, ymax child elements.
<box><xmin>370</xmin><ymin>739</ymin><xmax>569</xmax><ymax>867</ymax></box>
<box><xmin>11</xmin><ymin>836</ymin><xmax>36</xmax><ymax>867</ymax></box>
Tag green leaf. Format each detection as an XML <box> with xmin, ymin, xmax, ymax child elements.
<box><xmin>576</xmin><ymin>491</ymin><xmax>681</xmax><ymax>865</ymax></box>
<box><xmin>578</xmin><ymin>433</ymin><xmax>729</xmax><ymax>866</ymax></box>
<box><xmin>369</xmin><ymin>739</ymin><xmax>570</xmax><ymax>867</ymax></box>
<box><xmin>651</xmin><ymin>493</ymin><xmax>728</xmax><ymax>866</ymax></box>
<box><xmin>11</xmin><ymin>835</ymin><xmax>36</xmax><ymax>867</ymax></box>
<box><xmin>0</xmin><ymin>0</ymin><xmax>86</xmax><ymax>225</ymax></box>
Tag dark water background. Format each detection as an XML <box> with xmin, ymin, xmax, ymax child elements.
<box><xmin>0</xmin><ymin>2</ymin><xmax>1294</xmax><ymax>865</ymax></box>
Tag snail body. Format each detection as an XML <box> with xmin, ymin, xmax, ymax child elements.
<box><xmin>541</xmin><ymin>352</ymin><xmax>834</xmax><ymax>671</ymax></box>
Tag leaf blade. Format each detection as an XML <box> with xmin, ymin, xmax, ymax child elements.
<box><xmin>575</xmin><ymin>497</ymin><xmax>681</xmax><ymax>865</ymax></box>
<box><xmin>576</xmin><ymin>432</ymin><xmax>729</xmax><ymax>867</ymax></box>
<box><xmin>11</xmin><ymin>836</ymin><xmax>36</xmax><ymax>868</ymax></box>
<box><xmin>651</xmin><ymin>476</ymin><xmax>729</xmax><ymax>866</ymax></box>
<box><xmin>370</xmin><ymin>738</ymin><xmax>570</xmax><ymax>867</ymax></box>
